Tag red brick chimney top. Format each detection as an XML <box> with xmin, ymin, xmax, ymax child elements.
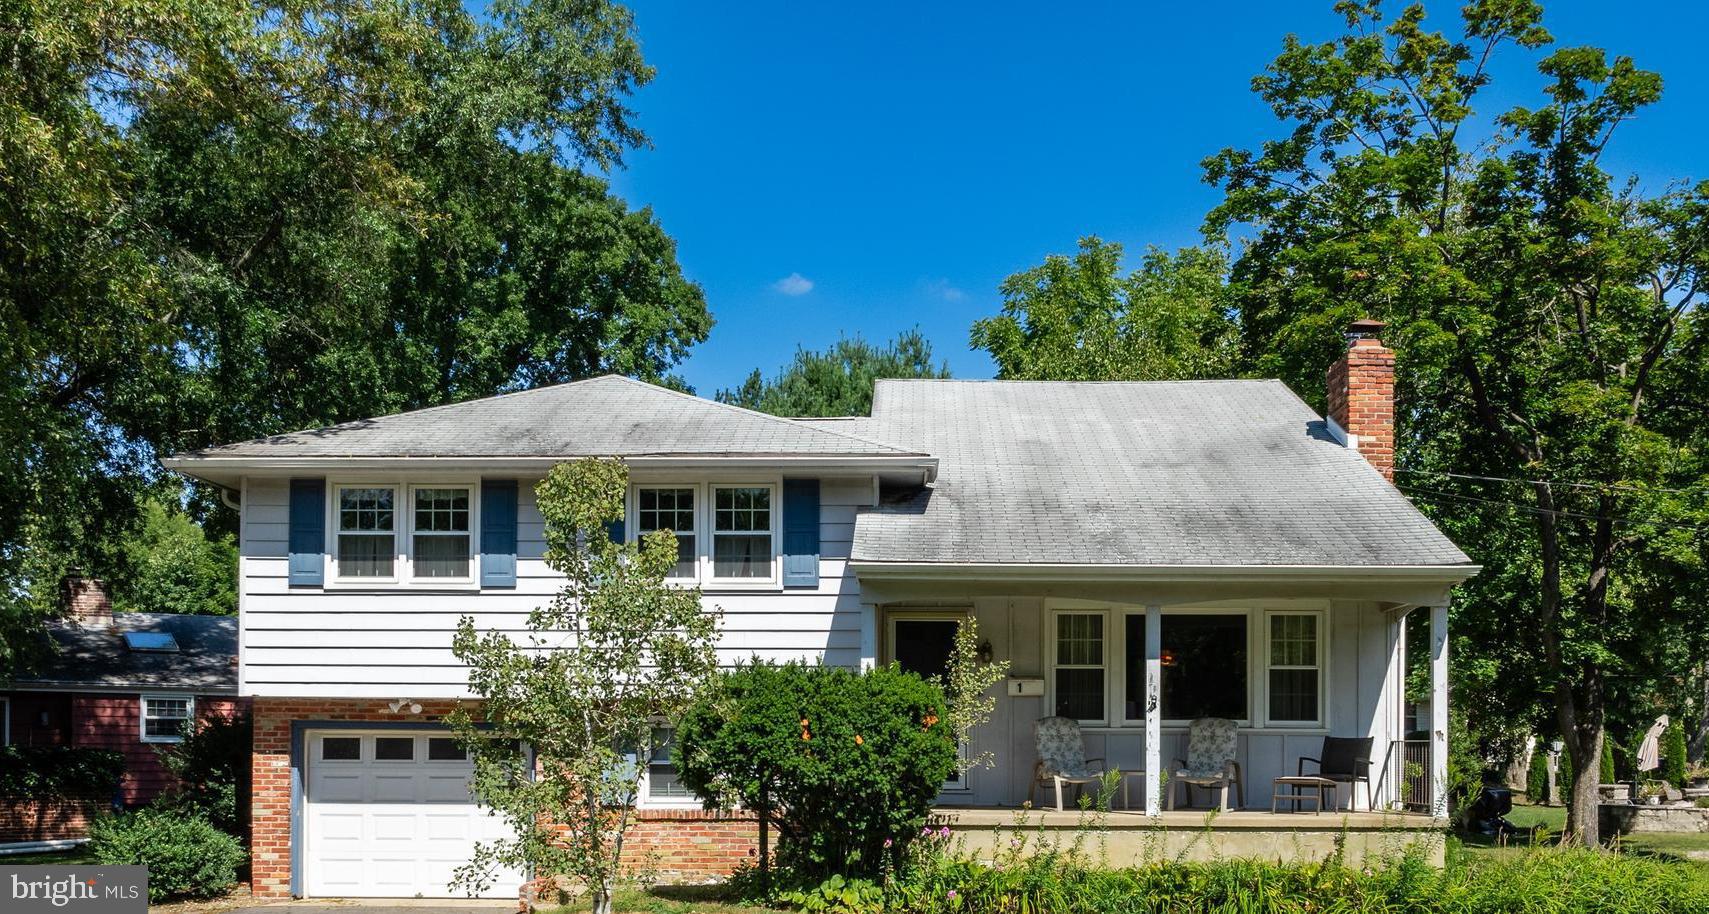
<box><xmin>61</xmin><ymin>568</ymin><xmax>114</xmax><ymax>627</ymax></box>
<box><xmin>1326</xmin><ymin>319</ymin><xmax>1396</xmax><ymax>481</ymax></box>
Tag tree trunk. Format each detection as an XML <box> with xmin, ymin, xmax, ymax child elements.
<box><xmin>591</xmin><ymin>884</ymin><xmax>613</xmax><ymax>914</ymax></box>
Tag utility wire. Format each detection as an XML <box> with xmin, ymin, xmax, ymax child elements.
<box><xmin>1393</xmin><ymin>467</ymin><xmax>1709</xmax><ymax>497</ymax></box>
<box><xmin>1396</xmin><ymin>484</ymin><xmax>1709</xmax><ymax>534</ymax></box>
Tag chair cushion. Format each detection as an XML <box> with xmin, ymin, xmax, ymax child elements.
<box><xmin>1186</xmin><ymin>717</ymin><xmax>1237</xmax><ymax>775</ymax></box>
<box><xmin>1035</xmin><ymin>716</ymin><xmax>1098</xmax><ymax>778</ymax></box>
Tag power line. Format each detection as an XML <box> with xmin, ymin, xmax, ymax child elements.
<box><xmin>1395</xmin><ymin>484</ymin><xmax>1709</xmax><ymax>534</ymax></box>
<box><xmin>1393</xmin><ymin>467</ymin><xmax>1709</xmax><ymax>498</ymax></box>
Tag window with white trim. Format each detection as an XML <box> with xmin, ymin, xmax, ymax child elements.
<box><xmin>1266</xmin><ymin>612</ymin><xmax>1323</xmax><ymax>725</ymax></box>
<box><xmin>641</xmin><ymin>727</ymin><xmax>695</xmax><ymax>805</ymax></box>
<box><xmin>336</xmin><ymin>486</ymin><xmax>397</xmax><ymax>579</ymax></box>
<box><xmin>711</xmin><ymin>486</ymin><xmax>773</xmax><ymax>580</ymax></box>
<box><xmin>1052</xmin><ymin>613</ymin><xmax>1106</xmax><ymax>724</ymax></box>
<box><xmin>637</xmin><ymin>487</ymin><xmax>697</xmax><ymax>579</ymax></box>
<box><xmin>1158</xmin><ymin>613</ymin><xmax>1249</xmax><ymax>723</ymax></box>
<box><xmin>140</xmin><ymin>695</ymin><xmax>193</xmax><ymax>743</ymax></box>
<box><xmin>411</xmin><ymin>486</ymin><xmax>472</xmax><ymax>579</ymax></box>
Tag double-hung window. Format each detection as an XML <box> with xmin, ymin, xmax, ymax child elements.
<box><xmin>1266</xmin><ymin>613</ymin><xmax>1322</xmax><ymax>725</ymax></box>
<box><xmin>336</xmin><ymin>486</ymin><xmax>397</xmax><ymax>579</ymax></box>
<box><xmin>412</xmin><ymin>486</ymin><xmax>472</xmax><ymax>580</ymax></box>
<box><xmin>711</xmin><ymin>486</ymin><xmax>773</xmax><ymax>580</ymax></box>
<box><xmin>642</xmin><ymin>728</ymin><xmax>696</xmax><ymax>806</ymax></box>
<box><xmin>637</xmin><ymin>487</ymin><xmax>697</xmax><ymax>579</ymax></box>
<box><xmin>140</xmin><ymin>695</ymin><xmax>193</xmax><ymax>743</ymax></box>
<box><xmin>1052</xmin><ymin>613</ymin><xmax>1106</xmax><ymax>724</ymax></box>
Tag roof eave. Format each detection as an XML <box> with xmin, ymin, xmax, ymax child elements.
<box><xmin>162</xmin><ymin>453</ymin><xmax>939</xmax><ymax>487</ymax></box>
<box><xmin>849</xmin><ymin>560</ymin><xmax>1481</xmax><ymax>585</ymax></box>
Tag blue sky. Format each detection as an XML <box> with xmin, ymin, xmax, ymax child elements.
<box><xmin>605</xmin><ymin>1</ymin><xmax>1708</xmax><ymax>396</ymax></box>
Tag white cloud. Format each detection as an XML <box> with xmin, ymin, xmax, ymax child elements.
<box><xmin>772</xmin><ymin>272</ymin><xmax>814</xmax><ymax>296</ymax></box>
<box><xmin>924</xmin><ymin>278</ymin><xmax>967</xmax><ymax>302</ymax></box>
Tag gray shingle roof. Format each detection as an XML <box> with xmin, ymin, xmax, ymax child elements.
<box><xmin>806</xmin><ymin>379</ymin><xmax>1470</xmax><ymax>567</ymax></box>
<box><xmin>177</xmin><ymin>375</ymin><xmax>920</xmax><ymax>459</ymax></box>
<box><xmin>10</xmin><ymin>613</ymin><xmax>238</xmax><ymax>693</ymax></box>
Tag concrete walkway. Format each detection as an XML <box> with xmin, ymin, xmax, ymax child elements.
<box><xmin>220</xmin><ymin>902</ymin><xmax>515</xmax><ymax>914</ymax></box>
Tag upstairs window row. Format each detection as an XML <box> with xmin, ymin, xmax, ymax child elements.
<box><xmin>285</xmin><ymin>478</ymin><xmax>821</xmax><ymax>590</ymax></box>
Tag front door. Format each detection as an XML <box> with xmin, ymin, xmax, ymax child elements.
<box><xmin>890</xmin><ymin>615</ymin><xmax>967</xmax><ymax>791</ymax></box>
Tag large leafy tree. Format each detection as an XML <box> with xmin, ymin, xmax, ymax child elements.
<box><xmin>969</xmin><ymin>239</ymin><xmax>1237</xmax><ymax>381</ymax></box>
<box><xmin>1</xmin><ymin>0</ymin><xmax>709</xmax><ymax>668</ymax></box>
<box><xmin>1203</xmin><ymin>0</ymin><xmax>1709</xmax><ymax>842</ymax></box>
<box><xmin>716</xmin><ymin>329</ymin><xmax>948</xmax><ymax>417</ymax></box>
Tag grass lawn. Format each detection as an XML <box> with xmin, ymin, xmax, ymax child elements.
<box><xmin>543</xmin><ymin>884</ymin><xmax>769</xmax><ymax>914</ymax></box>
<box><xmin>1456</xmin><ymin>799</ymin><xmax>1709</xmax><ymax>867</ymax></box>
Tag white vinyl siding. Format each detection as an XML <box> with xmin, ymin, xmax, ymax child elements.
<box><xmin>240</xmin><ymin>476</ymin><xmax>870</xmax><ymax>698</ymax></box>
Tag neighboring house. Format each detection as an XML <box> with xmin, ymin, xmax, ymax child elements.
<box><xmin>1</xmin><ymin>577</ymin><xmax>244</xmax><ymax>844</ymax></box>
<box><xmin>162</xmin><ymin>321</ymin><xmax>1477</xmax><ymax>900</ymax></box>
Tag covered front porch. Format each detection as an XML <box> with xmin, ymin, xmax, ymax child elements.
<box><xmin>854</xmin><ymin>565</ymin><xmax>1460</xmax><ymax>823</ymax></box>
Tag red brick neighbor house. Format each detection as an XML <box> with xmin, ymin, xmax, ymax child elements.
<box><xmin>1</xmin><ymin>576</ymin><xmax>244</xmax><ymax>847</ymax></box>
<box><xmin>161</xmin><ymin>322</ymin><xmax>1475</xmax><ymax>901</ymax></box>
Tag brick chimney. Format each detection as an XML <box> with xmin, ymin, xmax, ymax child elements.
<box><xmin>1326</xmin><ymin>318</ymin><xmax>1395</xmax><ymax>481</ymax></box>
<box><xmin>61</xmin><ymin>568</ymin><xmax>114</xmax><ymax>626</ymax></box>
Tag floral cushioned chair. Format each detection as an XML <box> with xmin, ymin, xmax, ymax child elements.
<box><xmin>1169</xmin><ymin>717</ymin><xmax>1243</xmax><ymax>811</ymax></box>
<box><xmin>1032</xmin><ymin>716</ymin><xmax>1106</xmax><ymax>811</ymax></box>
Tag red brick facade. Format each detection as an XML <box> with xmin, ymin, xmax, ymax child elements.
<box><xmin>1326</xmin><ymin>320</ymin><xmax>1396</xmax><ymax>481</ymax></box>
<box><xmin>0</xmin><ymin>797</ymin><xmax>98</xmax><ymax>843</ymax></box>
<box><xmin>250</xmin><ymin>697</ymin><xmax>759</xmax><ymax>900</ymax></box>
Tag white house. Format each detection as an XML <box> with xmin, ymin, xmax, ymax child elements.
<box><xmin>163</xmin><ymin>320</ymin><xmax>1476</xmax><ymax>900</ymax></box>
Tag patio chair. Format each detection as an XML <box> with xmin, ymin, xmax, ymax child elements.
<box><xmin>1032</xmin><ymin>716</ymin><xmax>1106</xmax><ymax>812</ymax></box>
<box><xmin>1170</xmin><ymin>717</ymin><xmax>1243</xmax><ymax>811</ymax></box>
<box><xmin>1297</xmin><ymin>736</ymin><xmax>1374</xmax><ymax>811</ymax></box>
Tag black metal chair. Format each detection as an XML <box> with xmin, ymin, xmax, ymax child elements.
<box><xmin>1298</xmin><ymin>736</ymin><xmax>1374</xmax><ymax>811</ymax></box>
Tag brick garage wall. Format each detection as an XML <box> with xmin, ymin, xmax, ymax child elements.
<box><xmin>622</xmin><ymin>809</ymin><xmax>759</xmax><ymax>881</ymax></box>
<box><xmin>252</xmin><ymin>697</ymin><xmax>759</xmax><ymax>900</ymax></box>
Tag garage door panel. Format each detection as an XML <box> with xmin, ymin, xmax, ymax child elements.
<box><xmin>304</xmin><ymin>730</ymin><xmax>524</xmax><ymax>899</ymax></box>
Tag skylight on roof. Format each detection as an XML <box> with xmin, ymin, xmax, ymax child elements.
<box><xmin>124</xmin><ymin>631</ymin><xmax>179</xmax><ymax>653</ymax></box>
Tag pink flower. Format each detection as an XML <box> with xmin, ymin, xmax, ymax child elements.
<box><xmin>922</xmin><ymin>826</ymin><xmax>934</xmax><ymax>837</ymax></box>
<box><xmin>947</xmin><ymin>890</ymin><xmax>958</xmax><ymax>900</ymax></box>
<box><xmin>883</xmin><ymin>838</ymin><xmax>893</xmax><ymax>848</ymax></box>
<box><xmin>938</xmin><ymin>826</ymin><xmax>951</xmax><ymax>838</ymax></box>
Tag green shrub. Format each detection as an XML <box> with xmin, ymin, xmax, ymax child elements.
<box><xmin>1557</xmin><ymin>743</ymin><xmax>1574</xmax><ymax>798</ymax></box>
<box><xmin>0</xmin><ymin>746</ymin><xmax>124</xmax><ymax>799</ymax></box>
<box><xmin>1526</xmin><ymin>743</ymin><xmax>1550</xmax><ymax>804</ymax></box>
<box><xmin>153</xmin><ymin>712</ymin><xmax>251</xmax><ymax>836</ymax></box>
<box><xmin>88</xmin><ymin>809</ymin><xmax>245</xmax><ymax>901</ymax></box>
<box><xmin>1601</xmin><ymin>738</ymin><xmax>1617</xmax><ymax>784</ymax></box>
<box><xmin>675</xmin><ymin>661</ymin><xmax>957</xmax><ymax>880</ymax></box>
<box><xmin>1662</xmin><ymin>720</ymin><xmax>1689</xmax><ymax>790</ymax></box>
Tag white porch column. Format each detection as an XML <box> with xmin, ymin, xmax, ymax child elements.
<box><xmin>859</xmin><ymin>600</ymin><xmax>878</xmax><ymax>671</ymax></box>
<box><xmin>1144</xmin><ymin>603</ymin><xmax>1162</xmax><ymax>816</ymax></box>
<box><xmin>1429</xmin><ymin>601</ymin><xmax>1450</xmax><ymax>819</ymax></box>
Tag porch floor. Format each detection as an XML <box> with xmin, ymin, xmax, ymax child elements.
<box><xmin>934</xmin><ymin>806</ymin><xmax>1445</xmax><ymax>831</ymax></box>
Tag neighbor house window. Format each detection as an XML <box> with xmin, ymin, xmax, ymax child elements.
<box><xmin>711</xmin><ymin>486</ymin><xmax>773</xmax><ymax>579</ymax></box>
<box><xmin>637</xmin><ymin>487</ymin><xmax>697</xmax><ymax>578</ymax></box>
<box><xmin>643</xmin><ymin>728</ymin><xmax>695</xmax><ymax>805</ymax></box>
<box><xmin>1266</xmin><ymin>613</ymin><xmax>1322</xmax><ymax>725</ymax></box>
<box><xmin>1159</xmin><ymin>614</ymin><xmax>1248</xmax><ymax>722</ymax></box>
<box><xmin>412</xmin><ymin>486</ymin><xmax>471</xmax><ymax>579</ymax></box>
<box><xmin>140</xmin><ymin>695</ymin><xmax>193</xmax><ymax>743</ymax></box>
<box><xmin>337</xmin><ymin>486</ymin><xmax>397</xmax><ymax>578</ymax></box>
<box><xmin>1053</xmin><ymin>613</ymin><xmax>1106</xmax><ymax>723</ymax></box>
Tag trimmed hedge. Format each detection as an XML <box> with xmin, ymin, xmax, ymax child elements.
<box><xmin>89</xmin><ymin>809</ymin><xmax>246</xmax><ymax>901</ymax></box>
<box><xmin>0</xmin><ymin>746</ymin><xmax>124</xmax><ymax>799</ymax></box>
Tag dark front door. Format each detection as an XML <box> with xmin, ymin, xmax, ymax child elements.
<box><xmin>891</xmin><ymin>616</ymin><xmax>965</xmax><ymax>788</ymax></box>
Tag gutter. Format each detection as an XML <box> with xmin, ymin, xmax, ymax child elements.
<box><xmin>848</xmin><ymin>561</ymin><xmax>1482</xmax><ymax>585</ymax></box>
<box><xmin>161</xmin><ymin>453</ymin><xmax>939</xmax><ymax>484</ymax></box>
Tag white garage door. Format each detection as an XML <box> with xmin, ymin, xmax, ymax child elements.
<box><xmin>304</xmin><ymin>730</ymin><xmax>526</xmax><ymax>898</ymax></box>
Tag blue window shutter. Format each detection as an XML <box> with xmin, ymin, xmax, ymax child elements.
<box><xmin>782</xmin><ymin>479</ymin><xmax>820</xmax><ymax>588</ymax></box>
<box><xmin>602</xmin><ymin>518</ymin><xmax>625</xmax><ymax>544</ymax></box>
<box><xmin>481</xmin><ymin>480</ymin><xmax>518</xmax><ymax>588</ymax></box>
<box><xmin>287</xmin><ymin>478</ymin><xmax>325</xmax><ymax>587</ymax></box>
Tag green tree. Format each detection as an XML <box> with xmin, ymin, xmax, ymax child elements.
<box><xmin>448</xmin><ymin>459</ymin><xmax>719</xmax><ymax>914</ymax></box>
<box><xmin>970</xmin><ymin>239</ymin><xmax>1236</xmax><ymax>381</ymax></box>
<box><xmin>106</xmin><ymin>498</ymin><xmax>237</xmax><ymax>617</ymax></box>
<box><xmin>2</xmin><ymin>0</ymin><xmax>709</xmax><ymax>672</ymax></box>
<box><xmin>1201</xmin><ymin>0</ymin><xmax>1709</xmax><ymax>843</ymax></box>
<box><xmin>1527</xmin><ymin>742</ymin><xmax>1550</xmax><ymax>804</ymax></box>
<box><xmin>716</xmin><ymin>330</ymin><xmax>949</xmax><ymax>417</ymax></box>
<box><xmin>1663</xmin><ymin>720</ymin><xmax>1689</xmax><ymax>790</ymax></box>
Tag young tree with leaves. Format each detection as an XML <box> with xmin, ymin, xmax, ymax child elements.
<box><xmin>970</xmin><ymin>239</ymin><xmax>1237</xmax><ymax>381</ymax></box>
<box><xmin>448</xmin><ymin>459</ymin><xmax>720</xmax><ymax>914</ymax></box>
<box><xmin>1202</xmin><ymin>0</ymin><xmax>1709</xmax><ymax>843</ymax></box>
<box><xmin>717</xmin><ymin>330</ymin><xmax>949</xmax><ymax>417</ymax></box>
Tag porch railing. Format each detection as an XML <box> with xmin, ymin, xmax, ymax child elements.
<box><xmin>1382</xmin><ymin>739</ymin><xmax>1432</xmax><ymax>812</ymax></box>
